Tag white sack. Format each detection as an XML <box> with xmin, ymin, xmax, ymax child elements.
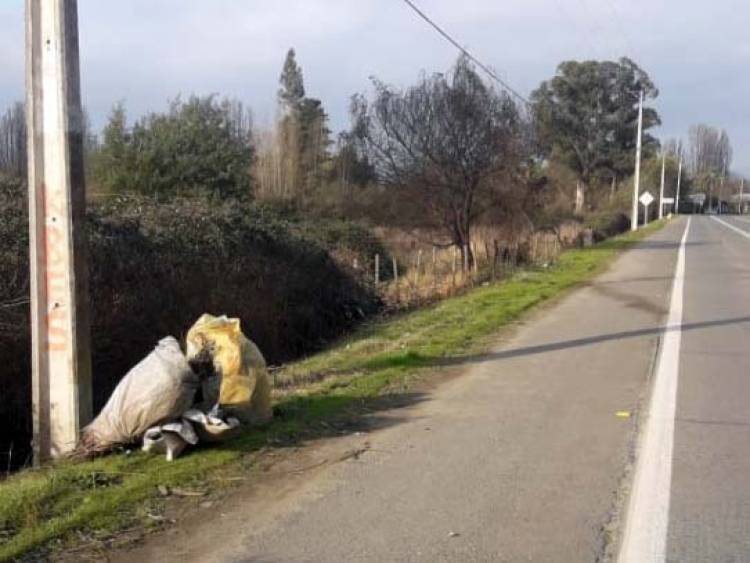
<box><xmin>81</xmin><ymin>336</ymin><xmax>199</xmax><ymax>450</ymax></box>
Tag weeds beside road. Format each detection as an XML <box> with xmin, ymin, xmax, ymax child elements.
<box><xmin>0</xmin><ymin>220</ymin><xmax>666</xmax><ymax>562</ymax></box>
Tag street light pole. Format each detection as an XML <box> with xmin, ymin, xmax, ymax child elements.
<box><xmin>739</xmin><ymin>178</ymin><xmax>745</xmax><ymax>215</ymax></box>
<box><xmin>675</xmin><ymin>155</ymin><xmax>682</xmax><ymax>215</ymax></box>
<box><xmin>631</xmin><ymin>91</ymin><xmax>644</xmax><ymax>231</ymax></box>
<box><xmin>658</xmin><ymin>151</ymin><xmax>666</xmax><ymax>220</ymax></box>
<box><xmin>26</xmin><ymin>0</ymin><xmax>92</xmax><ymax>461</ymax></box>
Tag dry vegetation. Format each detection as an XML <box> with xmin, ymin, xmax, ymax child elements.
<box><xmin>365</xmin><ymin>227</ymin><xmax>567</xmax><ymax>309</ymax></box>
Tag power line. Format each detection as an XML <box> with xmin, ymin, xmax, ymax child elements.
<box><xmin>398</xmin><ymin>0</ymin><xmax>530</xmax><ymax>106</ymax></box>
<box><xmin>599</xmin><ymin>0</ymin><xmax>641</xmax><ymax>60</ymax></box>
<box><xmin>572</xmin><ymin>0</ymin><xmax>610</xmax><ymax>56</ymax></box>
<box><xmin>550</xmin><ymin>0</ymin><xmax>598</xmax><ymax>58</ymax></box>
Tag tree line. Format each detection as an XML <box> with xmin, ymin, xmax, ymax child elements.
<box><xmin>0</xmin><ymin>48</ymin><xmax>739</xmax><ymax>252</ymax></box>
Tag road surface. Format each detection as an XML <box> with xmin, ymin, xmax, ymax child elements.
<box><xmin>664</xmin><ymin>216</ymin><xmax>750</xmax><ymax>562</ymax></box>
<box><xmin>116</xmin><ymin>216</ymin><xmax>750</xmax><ymax>563</ymax></box>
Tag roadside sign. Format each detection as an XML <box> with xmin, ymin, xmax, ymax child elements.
<box><xmin>639</xmin><ymin>191</ymin><xmax>655</xmax><ymax>226</ymax></box>
<box><xmin>662</xmin><ymin>197</ymin><xmax>674</xmax><ymax>204</ymax></box>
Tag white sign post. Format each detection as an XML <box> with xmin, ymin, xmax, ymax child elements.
<box><xmin>662</xmin><ymin>197</ymin><xmax>674</xmax><ymax>217</ymax></box>
<box><xmin>639</xmin><ymin>191</ymin><xmax>655</xmax><ymax>226</ymax></box>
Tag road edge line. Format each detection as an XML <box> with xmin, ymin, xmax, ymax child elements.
<box><xmin>617</xmin><ymin>217</ymin><xmax>691</xmax><ymax>563</ymax></box>
<box><xmin>710</xmin><ymin>215</ymin><xmax>750</xmax><ymax>239</ymax></box>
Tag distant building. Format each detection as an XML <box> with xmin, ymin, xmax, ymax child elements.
<box><xmin>729</xmin><ymin>193</ymin><xmax>750</xmax><ymax>214</ymax></box>
<box><xmin>684</xmin><ymin>193</ymin><xmax>706</xmax><ymax>213</ymax></box>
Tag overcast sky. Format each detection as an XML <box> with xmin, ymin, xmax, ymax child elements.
<box><xmin>1</xmin><ymin>0</ymin><xmax>749</xmax><ymax>174</ymax></box>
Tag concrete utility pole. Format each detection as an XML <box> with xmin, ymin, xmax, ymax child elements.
<box><xmin>658</xmin><ymin>151</ymin><xmax>666</xmax><ymax>219</ymax></box>
<box><xmin>26</xmin><ymin>0</ymin><xmax>92</xmax><ymax>461</ymax></box>
<box><xmin>631</xmin><ymin>91</ymin><xmax>644</xmax><ymax>231</ymax></box>
<box><xmin>675</xmin><ymin>155</ymin><xmax>682</xmax><ymax>214</ymax></box>
<box><xmin>739</xmin><ymin>178</ymin><xmax>745</xmax><ymax>214</ymax></box>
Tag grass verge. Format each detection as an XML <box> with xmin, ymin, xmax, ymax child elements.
<box><xmin>0</xmin><ymin>220</ymin><xmax>666</xmax><ymax>561</ymax></box>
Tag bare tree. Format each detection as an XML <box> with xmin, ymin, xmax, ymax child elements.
<box><xmin>0</xmin><ymin>102</ymin><xmax>26</xmax><ymax>179</ymax></box>
<box><xmin>662</xmin><ymin>138</ymin><xmax>681</xmax><ymax>159</ymax></box>
<box><xmin>353</xmin><ymin>56</ymin><xmax>524</xmax><ymax>263</ymax></box>
<box><xmin>688</xmin><ymin>124</ymin><xmax>732</xmax><ymax>208</ymax></box>
<box><xmin>688</xmin><ymin>124</ymin><xmax>732</xmax><ymax>180</ymax></box>
<box><xmin>253</xmin><ymin>119</ymin><xmax>301</xmax><ymax>201</ymax></box>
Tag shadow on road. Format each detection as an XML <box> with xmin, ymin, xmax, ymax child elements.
<box><xmin>212</xmin><ymin>390</ymin><xmax>430</xmax><ymax>459</ymax></box>
<box><xmin>434</xmin><ymin>315</ymin><xmax>750</xmax><ymax>367</ymax></box>
<box><xmin>677</xmin><ymin>417</ymin><xmax>750</xmax><ymax>428</ymax></box>
<box><xmin>633</xmin><ymin>240</ymin><xmax>714</xmax><ymax>250</ymax></box>
<box><xmin>587</xmin><ymin>282</ymin><xmax>669</xmax><ymax>315</ymax></box>
<box><xmin>590</xmin><ymin>272</ymin><xmax>750</xmax><ymax>285</ymax></box>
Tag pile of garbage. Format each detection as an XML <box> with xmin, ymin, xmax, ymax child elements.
<box><xmin>78</xmin><ymin>314</ymin><xmax>272</xmax><ymax>461</ymax></box>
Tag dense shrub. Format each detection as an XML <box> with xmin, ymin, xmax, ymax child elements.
<box><xmin>0</xmin><ymin>191</ymin><xmax>380</xmax><ymax>469</ymax></box>
<box><xmin>585</xmin><ymin>209</ymin><xmax>631</xmax><ymax>241</ymax></box>
<box><xmin>255</xmin><ymin>199</ymin><xmax>394</xmax><ymax>279</ymax></box>
<box><xmin>0</xmin><ymin>175</ymin><xmax>30</xmax><ymax>467</ymax></box>
<box><xmin>94</xmin><ymin>96</ymin><xmax>254</xmax><ymax>198</ymax></box>
<box><xmin>292</xmin><ymin>218</ymin><xmax>392</xmax><ymax>277</ymax></box>
<box><xmin>583</xmin><ymin>186</ymin><xmax>633</xmax><ymax>241</ymax></box>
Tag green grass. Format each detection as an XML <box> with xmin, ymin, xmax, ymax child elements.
<box><xmin>0</xmin><ymin>221</ymin><xmax>666</xmax><ymax>561</ymax></box>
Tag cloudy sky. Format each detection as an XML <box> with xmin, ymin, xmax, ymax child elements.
<box><xmin>1</xmin><ymin>0</ymin><xmax>749</xmax><ymax>174</ymax></box>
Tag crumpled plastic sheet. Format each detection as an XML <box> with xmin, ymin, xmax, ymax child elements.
<box><xmin>142</xmin><ymin>408</ymin><xmax>241</xmax><ymax>461</ymax></box>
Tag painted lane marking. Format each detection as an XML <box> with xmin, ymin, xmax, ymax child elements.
<box><xmin>618</xmin><ymin>218</ymin><xmax>691</xmax><ymax>563</ymax></box>
<box><xmin>711</xmin><ymin>216</ymin><xmax>750</xmax><ymax>239</ymax></box>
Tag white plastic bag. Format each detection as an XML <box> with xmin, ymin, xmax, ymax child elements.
<box><xmin>80</xmin><ymin>336</ymin><xmax>199</xmax><ymax>452</ymax></box>
<box><xmin>142</xmin><ymin>419</ymin><xmax>199</xmax><ymax>461</ymax></box>
<box><xmin>183</xmin><ymin>409</ymin><xmax>240</xmax><ymax>443</ymax></box>
<box><xmin>185</xmin><ymin>314</ymin><xmax>271</xmax><ymax>424</ymax></box>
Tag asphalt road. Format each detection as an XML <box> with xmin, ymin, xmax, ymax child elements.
<box><xmin>116</xmin><ymin>216</ymin><xmax>750</xmax><ymax>563</ymax></box>
<box><xmin>664</xmin><ymin>215</ymin><xmax>750</xmax><ymax>562</ymax></box>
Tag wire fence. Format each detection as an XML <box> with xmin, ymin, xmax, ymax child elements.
<box><xmin>355</xmin><ymin>231</ymin><xmax>563</xmax><ymax>309</ymax></box>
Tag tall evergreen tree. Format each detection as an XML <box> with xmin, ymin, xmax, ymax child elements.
<box><xmin>274</xmin><ymin>48</ymin><xmax>332</xmax><ymax>202</ymax></box>
<box><xmin>278</xmin><ymin>48</ymin><xmax>305</xmax><ymax>114</ymax></box>
<box><xmin>95</xmin><ymin>102</ymin><xmax>131</xmax><ymax>193</ymax></box>
<box><xmin>298</xmin><ymin>97</ymin><xmax>332</xmax><ymax>197</ymax></box>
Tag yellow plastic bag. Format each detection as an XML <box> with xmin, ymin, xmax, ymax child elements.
<box><xmin>186</xmin><ymin>314</ymin><xmax>272</xmax><ymax>424</ymax></box>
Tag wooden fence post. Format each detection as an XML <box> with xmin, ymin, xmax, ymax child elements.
<box><xmin>472</xmin><ymin>243</ymin><xmax>479</xmax><ymax>277</ymax></box>
<box><xmin>432</xmin><ymin>247</ymin><xmax>438</xmax><ymax>294</ymax></box>
<box><xmin>452</xmin><ymin>246</ymin><xmax>457</xmax><ymax>290</ymax></box>
<box><xmin>492</xmin><ymin>240</ymin><xmax>499</xmax><ymax>281</ymax></box>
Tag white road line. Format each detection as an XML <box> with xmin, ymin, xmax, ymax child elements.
<box><xmin>711</xmin><ymin>216</ymin><xmax>750</xmax><ymax>239</ymax></box>
<box><xmin>618</xmin><ymin>218</ymin><xmax>691</xmax><ymax>563</ymax></box>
